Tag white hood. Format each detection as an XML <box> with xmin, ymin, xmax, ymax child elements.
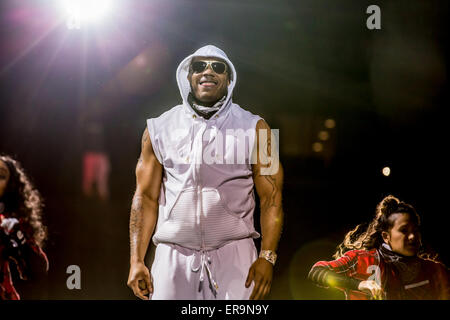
<box><xmin>176</xmin><ymin>45</ymin><xmax>237</xmax><ymax>117</ymax></box>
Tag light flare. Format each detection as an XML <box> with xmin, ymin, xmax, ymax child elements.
<box><xmin>62</xmin><ymin>0</ymin><xmax>113</xmax><ymax>29</ymax></box>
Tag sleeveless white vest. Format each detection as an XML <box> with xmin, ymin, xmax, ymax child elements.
<box><xmin>147</xmin><ymin>45</ymin><xmax>262</xmax><ymax>250</ymax></box>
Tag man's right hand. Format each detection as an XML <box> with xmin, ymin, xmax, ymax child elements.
<box><xmin>358</xmin><ymin>280</ymin><xmax>384</xmax><ymax>300</ymax></box>
<box><xmin>127</xmin><ymin>261</ymin><xmax>152</xmax><ymax>300</ymax></box>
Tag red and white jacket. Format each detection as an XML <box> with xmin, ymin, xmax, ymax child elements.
<box><xmin>309</xmin><ymin>247</ymin><xmax>449</xmax><ymax>300</ymax></box>
<box><xmin>0</xmin><ymin>213</ymin><xmax>48</xmax><ymax>300</ymax></box>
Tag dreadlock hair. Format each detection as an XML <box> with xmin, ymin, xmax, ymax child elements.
<box><xmin>0</xmin><ymin>155</ymin><xmax>47</xmax><ymax>247</ymax></box>
<box><xmin>333</xmin><ymin>195</ymin><xmax>437</xmax><ymax>261</ymax></box>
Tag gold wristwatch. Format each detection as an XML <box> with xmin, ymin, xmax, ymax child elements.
<box><xmin>259</xmin><ymin>250</ymin><xmax>277</xmax><ymax>266</ymax></box>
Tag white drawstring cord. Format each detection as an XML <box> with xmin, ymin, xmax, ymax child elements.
<box><xmin>190</xmin><ymin>250</ymin><xmax>219</xmax><ymax>296</ymax></box>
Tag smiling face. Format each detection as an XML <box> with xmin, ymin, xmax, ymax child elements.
<box><xmin>188</xmin><ymin>56</ymin><xmax>230</xmax><ymax>107</ymax></box>
<box><xmin>382</xmin><ymin>213</ymin><xmax>421</xmax><ymax>257</ymax></box>
<box><xmin>0</xmin><ymin>160</ymin><xmax>10</xmax><ymax>199</ymax></box>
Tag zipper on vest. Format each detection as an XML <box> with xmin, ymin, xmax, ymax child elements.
<box><xmin>197</xmin><ymin>122</ymin><xmax>207</xmax><ymax>251</ymax></box>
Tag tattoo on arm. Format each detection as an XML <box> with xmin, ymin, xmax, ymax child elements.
<box><xmin>261</xmin><ymin>175</ymin><xmax>279</xmax><ymax>211</ymax></box>
<box><xmin>255</xmin><ymin>127</ymin><xmax>280</xmax><ymax>211</ymax></box>
<box><xmin>142</xmin><ymin>129</ymin><xmax>149</xmax><ymax>151</ymax></box>
<box><xmin>129</xmin><ymin>195</ymin><xmax>143</xmax><ymax>254</ymax></box>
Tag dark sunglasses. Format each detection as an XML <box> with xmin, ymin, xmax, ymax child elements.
<box><xmin>190</xmin><ymin>60</ymin><xmax>228</xmax><ymax>74</ymax></box>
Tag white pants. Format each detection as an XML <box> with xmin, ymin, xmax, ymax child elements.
<box><xmin>150</xmin><ymin>238</ymin><xmax>257</xmax><ymax>300</ymax></box>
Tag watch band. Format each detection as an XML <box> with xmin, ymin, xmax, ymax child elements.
<box><xmin>259</xmin><ymin>250</ymin><xmax>277</xmax><ymax>266</ymax></box>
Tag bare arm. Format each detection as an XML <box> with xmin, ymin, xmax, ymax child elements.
<box><xmin>127</xmin><ymin>128</ymin><xmax>163</xmax><ymax>299</ymax></box>
<box><xmin>245</xmin><ymin>119</ymin><xmax>284</xmax><ymax>300</ymax></box>
<box><xmin>253</xmin><ymin>119</ymin><xmax>284</xmax><ymax>252</ymax></box>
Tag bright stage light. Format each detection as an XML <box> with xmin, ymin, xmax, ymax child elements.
<box><xmin>382</xmin><ymin>166</ymin><xmax>391</xmax><ymax>176</ymax></box>
<box><xmin>62</xmin><ymin>0</ymin><xmax>113</xmax><ymax>29</ymax></box>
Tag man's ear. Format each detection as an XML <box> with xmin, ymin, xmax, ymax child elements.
<box><xmin>381</xmin><ymin>231</ymin><xmax>390</xmax><ymax>244</ymax></box>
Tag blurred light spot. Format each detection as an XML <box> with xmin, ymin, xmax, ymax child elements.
<box><xmin>382</xmin><ymin>167</ymin><xmax>391</xmax><ymax>176</ymax></box>
<box><xmin>318</xmin><ymin>130</ymin><xmax>329</xmax><ymax>141</ymax></box>
<box><xmin>327</xmin><ymin>277</ymin><xmax>337</xmax><ymax>287</ymax></box>
<box><xmin>312</xmin><ymin>142</ymin><xmax>323</xmax><ymax>153</ymax></box>
<box><xmin>324</xmin><ymin>119</ymin><xmax>336</xmax><ymax>129</ymax></box>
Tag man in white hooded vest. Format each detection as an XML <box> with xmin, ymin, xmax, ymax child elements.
<box><xmin>127</xmin><ymin>45</ymin><xmax>284</xmax><ymax>300</ymax></box>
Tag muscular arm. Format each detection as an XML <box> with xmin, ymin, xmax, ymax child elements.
<box><xmin>245</xmin><ymin>119</ymin><xmax>284</xmax><ymax>300</ymax></box>
<box><xmin>253</xmin><ymin>119</ymin><xmax>284</xmax><ymax>254</ymax></box>
<box><xmin>128</xmin><ymin>128</ymin><xmax>162</xmax><ymax>299</ymax></box>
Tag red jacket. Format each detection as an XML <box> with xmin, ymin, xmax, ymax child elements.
<box><xmin>310</xmin><ymin>247</ymin><xmax>449</xmax><ymax>300</ymax></box>
<box><xmin>0</xmin><ymin>213</ymin><xmax>49</xmax><ymax>300</ymax></box>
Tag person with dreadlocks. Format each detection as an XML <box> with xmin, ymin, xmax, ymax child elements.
<box><xmin>0</xmin><ymin>155</ymin><xmax>49</xmax><ymax>300</ymax></box>
<box><xmin>308</xmin><ymin>195</ymin><xmax>449</xmax><ymax>300</ymax></box>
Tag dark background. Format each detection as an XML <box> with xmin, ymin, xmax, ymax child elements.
<box><xmin>0</xmin><ymin>0</ymin><xmax>448</xmax><ymax>299</ymax></box>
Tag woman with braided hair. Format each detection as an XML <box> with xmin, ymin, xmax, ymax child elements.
<box><xmin>308</xmin><ymin>195</ymin><xmax>449</xmax><ymax>300</ymax></box>
<box><xmin>0</xmin><ymin>155</ymin><xmax>48</xmax><ymax>300</ymax></box>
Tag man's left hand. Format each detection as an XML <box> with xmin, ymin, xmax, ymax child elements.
<box><xmin>245</xmin><ymin>257</ymin><xmax>273</xmax><ymax>300</ymax></box>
